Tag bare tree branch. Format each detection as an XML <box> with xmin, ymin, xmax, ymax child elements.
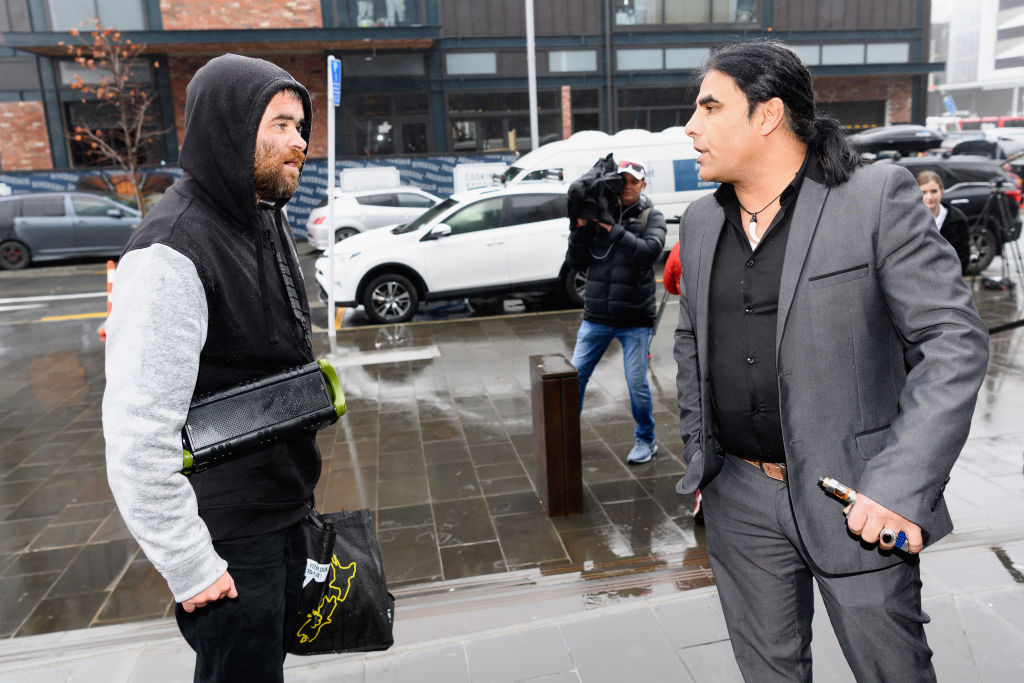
<box><xmin>62</xmin><ymin>20</ymin><xmax>168</xmax><ymax>216</ymax></box>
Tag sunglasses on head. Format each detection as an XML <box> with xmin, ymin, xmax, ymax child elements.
<box><xmin>619</xmin><ymin>161</ymin><xmax>644</xmax><ymax>174</ymax></box>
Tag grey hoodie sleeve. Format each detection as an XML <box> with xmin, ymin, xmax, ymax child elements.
<box><xmin>102</xmin><ymin>244</ymin><xmax>227</xmax><ymax>602</ymax></box>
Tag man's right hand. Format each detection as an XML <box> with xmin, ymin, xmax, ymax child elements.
<box><xmin>181</xmin><ymin>570</ymin><xmax>237</xmax><ymax>613</ymax></box>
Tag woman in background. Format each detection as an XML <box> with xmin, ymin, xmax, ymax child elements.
<box><xmin>917</xmin><ymin>170</ymin><xmax>971</xmax><ymax>275</ymax></box>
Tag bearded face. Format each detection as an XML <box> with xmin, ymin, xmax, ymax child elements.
<box><xmin>254</xmin><ymin>137</ymin><xmax>305</xmax><ymax>201</ymax></box>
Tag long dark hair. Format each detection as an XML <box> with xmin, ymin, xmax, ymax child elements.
<box><xmin>702</xmin><ymin>40</ymin><xmax>862</xmax><ymax>187</ymax></box>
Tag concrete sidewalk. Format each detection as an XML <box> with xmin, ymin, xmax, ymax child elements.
<box><xmin>2</xmin><ymin>461</ymin><xmax>1023</xmax><ymax>683</ymax></box>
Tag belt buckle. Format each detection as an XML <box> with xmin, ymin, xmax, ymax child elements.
<box><xmin>760</xmin><ymin>461</ymin><xmax>787</xmax><ymax>483</ymax></box>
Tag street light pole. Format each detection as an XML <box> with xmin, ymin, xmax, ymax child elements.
<box><xmin>525</xmin><ymin>0</ymin><xmax>539</xmax><ymax>151</ymax></box>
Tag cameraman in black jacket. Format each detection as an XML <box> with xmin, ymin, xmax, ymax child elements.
<box><xmin>566</xmin><ymin>159</ymin><xmax>667</xmax><ymax>464</ymax></box>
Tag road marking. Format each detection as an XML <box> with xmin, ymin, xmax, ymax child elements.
<box><xmin>0</xmin><ymin>304</ymin><xmax>46</xmax><ymax>312</ymax></box>
<box><xmin>40</xmin><ymin>312</ymin><xmax>108</xmax><ymax>321</ymax></box>
<box><xmin>0</xmin><ymin>292</ymin><xmax>106</xmax><ymax>305</ymax></box>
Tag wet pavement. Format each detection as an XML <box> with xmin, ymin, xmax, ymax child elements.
<box><xmin>0</xmin><ymin>250</ymin><xmax>1023</xmax><ymax>680</ymax></box>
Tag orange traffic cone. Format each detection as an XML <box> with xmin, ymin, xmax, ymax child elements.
<box><xmin>98</xmin><ymin>259</ymin><xmax>115</xmax><ymax>341</ymax></box>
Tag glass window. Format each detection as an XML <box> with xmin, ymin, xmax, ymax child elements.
<box><xmin>72</xmin><ymin>195</ymin><xmax>115</xmax><ymax>216</ymax></box>
<box><xmin>617</xmin><ymin>49</ymin><xmax>663</xmax><ymax>71</ymax></box>
<box><xmin>446</xmin><ymin>53</ymin><xmax>497</xmax><ymax>76</ymax></box>
<box><xmin>396</xmin><ymin>193</ymin><xmax>435</xmax><ymax>208</ymax></box>
<box><xmin>444</xmin><ymin>197</ymin><xmax>503</xmax><ymax>235</ymax></box>
<box><xmin>665</xmin><ymin>48</ymin><xmax>709</xmax><ymax>70</ymax></box>
<box><xmin>343</xmin><ymin>53</ymin><xmax>426</xmax><ymax>77</ymax></box>
<box><xmin>866</xmin><ymin>43</ymin><xmax>909</xmax><ymax>64</ymax></box>
<box><xmin>47</xmin><ymin>0</ymin><xmax>145</xmax><ymax>31</ymax></box>
<box><xmin>357</xmin><ymin>193</ymin><xmax>398</xmax><ymax>207</ymax></box>
<box><xmin>20</xmin><ymin>195</ymin><xmax>65</xmax><ymax>216</ymax></box>
<box><xmin>0</xmin><ymin>58</ymin><xmax>40</xmax><ymax>90</ymax></box>
<box><xmin>0</xmin><ymin>199</ymin><xmax>18</xmax><ymax>223</ymax></box>
<box><xmin>548</xmin><ymin>51</ymin><xmax>598</xmax><ymax>73</ymax></box>
<box><xmin>504</xmin><ymin>194</ymin><xmax>567</xmax><ymax>226</ymax></box>
<box><xmin>572</xmin><ymin>89</ymin><xmax>599</xmax><ymax>109</ymax></box>
<box><xmin>324</xmin><ymin>0</ymin><xmax>425</xmax><ymax>28</ymax></box>
<box><xmin>821</xmin><ymin>44</ymin><xmax>865</xmax><ymax>66</ymax></box>
<box><xmin>789</xmin><ymin>45</ymin><xmax>820</xmax><ymax>67</ymax></box>
<box><xmin>615</xmin><ymin>0</ymin><xmax>757</xmax><ymax>25</ymax></box>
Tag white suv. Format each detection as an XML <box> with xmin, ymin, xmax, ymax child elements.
<box><xmin>314</xmin><ymin>183</ymin><xmax>582</xmax><ymax>323</ymax></box>
<box><xmin>305</xmin><ymin>186</ymin><xmax>441</xmax><ymax>250</ymax></box>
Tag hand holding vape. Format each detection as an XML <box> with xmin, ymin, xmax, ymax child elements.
<box><xmin>818</xmin><ymin>476</ymin><xmax>908</xmax><ymax>550</ymax></box>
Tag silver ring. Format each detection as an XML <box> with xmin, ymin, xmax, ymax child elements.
<box><xmin>879</xmin><ymin>528</ymin><xmax>897</xmax><ymax>545</ymax></box>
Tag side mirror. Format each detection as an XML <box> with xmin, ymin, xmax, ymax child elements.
<box><xmin>429</xmin><ymin>223</ymin><xmax>452</xmax><ymax>239</ymax></box>
<box><xmin>106</xmin><ymin>208</ymin><xmax>123</xmax><ymax>218</ymax></box>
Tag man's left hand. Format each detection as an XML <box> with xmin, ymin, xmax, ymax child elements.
<box><xmin>844</xmin><ymin>492</ymin><xmax>924</xmax><ymax>554</ymax></box>
<box><xmin>597</xmin><ymin>221</ymin><xmax>612</xmax><ymax>231</ymax></box>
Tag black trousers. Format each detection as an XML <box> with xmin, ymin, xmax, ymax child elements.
<box><xmin>701</xmin><ymin>454</ymin><xmax>936</xmax><ymax>683</ymax></box>
<box><xmin>175</xmin><ymin>522</ymin><xmax>305</xmax><ymax>683</ymax></box>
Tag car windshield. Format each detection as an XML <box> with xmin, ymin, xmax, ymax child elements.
<box><xmin>500</xmin><ymin>166</ymin><xmax>524</xmax><ymax>183</ymax></box>
<box><xmin>392</xmin><ymin>197</ymin><xmax>458</xmax><ymax>234</ymax></box>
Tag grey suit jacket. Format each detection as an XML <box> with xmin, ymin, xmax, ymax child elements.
<box><xmin>673</xmin><ymin>161</ymin><xmax>989</xmax><ymax>574</ymax></box>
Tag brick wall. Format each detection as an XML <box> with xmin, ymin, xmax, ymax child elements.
<box><xmin>0</xmin><ymin>101</ymin><xmax>53</xmax><ymax>171</ymax></box>
<box><xmin>160</xmin><ymin>0</ymin><xmax>322</xmax><ymax>30</ymax></box>
<box><xmin>816</xmin><ymin>75</ymin><xmax>914</xmax><ymax>125</ymax></box>
<box><xmin>170</xmin><ymin>54</ymin><xmax>328</xmax><ymax>159</ymax></box>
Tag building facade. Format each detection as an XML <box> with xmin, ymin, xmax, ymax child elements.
<box><xmin>1</xmin><ymin>0</ymin><xmax>938</xmax><ymax>173</ymax></box>
<box><xmin>929</xmin><ymin>0</ymin><xmax>1024</xmax><ymax>120</ymax></box>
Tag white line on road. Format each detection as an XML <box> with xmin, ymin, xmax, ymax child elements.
<box><xmin>0</xmin><ymin>292</ymin><xmax>106</xmax><ymax>305</ymax></box>
<box><xmin>0</xmin><ymin>304</ymin><xmax>47</xmax><ymax>312</ymax></box>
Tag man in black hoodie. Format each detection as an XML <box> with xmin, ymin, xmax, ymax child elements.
<box><xmin>566</xmin><ymin>160</ymin><xmax>667</xmax><ymax>465</ymax></box>
<box><xmin>103</xmin><ymin>54</ymin><xmax>317</xmax><ymax>681</ymax></box>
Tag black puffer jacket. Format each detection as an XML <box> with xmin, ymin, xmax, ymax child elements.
<box><xmin>566</xmin><ymin>194</ymin><xmax>666</xmax><ymax>327</ymax></box>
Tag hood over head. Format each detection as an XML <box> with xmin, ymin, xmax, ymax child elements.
<box><xmin>178</xmin><ymin>54</ymin><xmax>312</xmax><ymax>223</ymax></box>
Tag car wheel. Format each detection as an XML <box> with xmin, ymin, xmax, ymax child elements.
<box><xmin>966</xmin><ymin>226</ymin><xmax>997</xmax><ymax>275</ymax></box>
<box><xmin>334</xmin><ymin>227</ymin><xmax>359</xmax><ymax>243</ymax></box>
<box><xmin>563</xmin><ymin>267</ymin><xmax>586</xmax><ymax>307</ymax></box>
<box><xmin>362</xmin><ymin>273</ymin><xmax>419</xmax><ymax>324</ymax></box>
<box><xmin>0</xmin><ymin>240</ymin><xmax>30</xmax><ymax>270</ymax></box>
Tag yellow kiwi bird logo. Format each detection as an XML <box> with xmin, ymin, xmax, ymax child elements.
<box><xmin>296</xmin><ymin>555</ymin><xmax>357</xmax><ymax>643</ymax></box>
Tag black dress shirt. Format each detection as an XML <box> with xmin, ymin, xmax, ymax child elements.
<box><xmin>707</xmin><ymin>152</ymin><xmax>819</xmax><ymax>463</ymax></box>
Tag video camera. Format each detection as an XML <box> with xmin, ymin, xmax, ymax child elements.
<box><xmin>567</xmin><ymin>153</ymin><xmax>624</xmax><ymax>226</ymax></box>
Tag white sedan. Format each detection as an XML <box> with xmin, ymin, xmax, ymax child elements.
<box><xmin>315</xmin><ymin>183</ymin><xmax>582</xmax><ymax>323</ymax></box>
<box><xmin>305</xmin><ymin>186</ymin><xmax>441</xmax><ymax>250</ymax></box>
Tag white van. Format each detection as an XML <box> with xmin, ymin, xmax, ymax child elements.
<box><xmin>497</xmin><ymin>127</ymin><xmax>716</xmax><ymax>247</ymax></box>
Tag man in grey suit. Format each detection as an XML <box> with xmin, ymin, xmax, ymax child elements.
<box><xmin>673</xmin><ymin>41</ymin><xmax>989</xmax><ymax>681</ymax></box>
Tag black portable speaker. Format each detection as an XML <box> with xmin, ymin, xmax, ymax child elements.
<box><xmin>181</xmin><ymin>360</ymin><xmax>346</xmax><ymax>474</ymax></box>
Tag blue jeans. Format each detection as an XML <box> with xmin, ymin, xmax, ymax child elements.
<box><xmin>570</xmin><ymin>320</ymin><xmax>655</xmax><ymax>443</ymax></box>
<box><xmin>175</xmin><ymin>522</ymin><xmax>305</xmax><ymax>683</ymax></box>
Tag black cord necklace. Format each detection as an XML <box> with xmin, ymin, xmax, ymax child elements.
<box><xmin>737</xmin><ymin>189</ymin><xmax>785</xmax><ymax>244</ymax></box>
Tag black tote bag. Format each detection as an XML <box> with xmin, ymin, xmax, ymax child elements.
<box><xmin>287</xmin><ymin>507</ymin><xmax>395</xmax><ymax>655</ymax></box>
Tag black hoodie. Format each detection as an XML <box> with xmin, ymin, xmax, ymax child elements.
<box><xmin>121</xmin><ymin>54</ymin><xmax>319</xmax><ymax>540</ymax></box>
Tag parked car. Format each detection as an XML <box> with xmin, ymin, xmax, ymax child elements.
<box><xmin>315</xmin><ymin>183</ymin><xmax>579</xmax><ymax>323</ymax></box>
<box><xmin>848</xmin><ymin>124</ymin><xmax>944</xmax><ymax>157</ymax></box>
<box><xmin>875</xmin><ymin>155</ymin><xmax>1023</xmax><ymax>274</ymax></box>
<box><xmin>305</xmin><ymin>186</ymin><xmax>441</xmax><ymax>250</ymax></box>
<box><xmin>0</xmin><ymin>192</ymin><xmax>141</xmax><ymax>270</ymax></box>
<box><xmin>951</xmin><ymin>137</ymin><xmax>1024</xmax><ymax>178</ymax></box>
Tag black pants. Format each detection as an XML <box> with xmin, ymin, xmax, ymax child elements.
<box><xmin>175</xmin><ymin>522</ymin><xmax>305</xmax><ymax>683</ymax></box>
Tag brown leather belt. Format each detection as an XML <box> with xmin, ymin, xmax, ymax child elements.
<box><xmin>737</xmin><ymin>456</ymin><xmax>788</xmax><ymax>482</ymax></box>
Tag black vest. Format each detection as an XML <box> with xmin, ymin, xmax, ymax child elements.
<box><xmin>124</xmin><ymin>176</ymin><xmax>320</xmax><ymax>540</ymax></box>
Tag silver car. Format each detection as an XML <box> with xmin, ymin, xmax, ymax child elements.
<box><xmin>0</xmin><ymin>192</ymin><xmax>141</xmax><ymax>270</ymax></box>
<box><xmin>305</xmin><ymin>186</ymin><xmax>441</xmax><ymax>250</ymax></box>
